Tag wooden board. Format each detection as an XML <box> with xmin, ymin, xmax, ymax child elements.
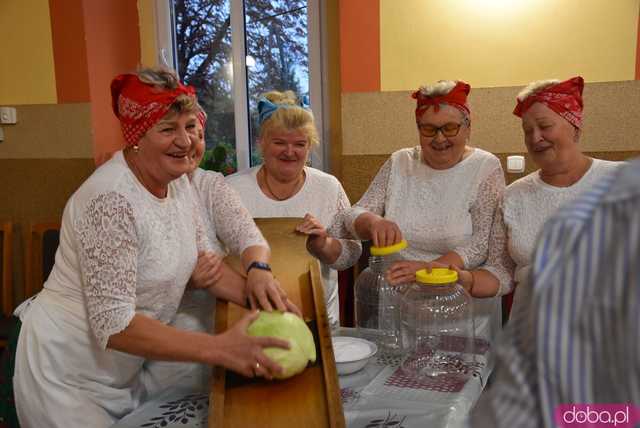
<box><xmin>209</xmin><ymin>218</ymin><xmax>345</xmax><ymax>428</ymax></box>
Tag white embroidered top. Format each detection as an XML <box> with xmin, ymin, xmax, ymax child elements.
<box><xmin>41</xmin><ymin>151</ymin><xmax>202</xmax><ymax>349</ymax></box>
<box><xmin>345</xmin><ymin>146</ymin><xmax>505</xmax><ymax>268</ymax></box>
<box><xmin>12</xmin><ymin>151</ymin><xmax>214</xmax><ymax>426</ymax></box>
<box><xmin>226</xmin><ymin>166</ymin><xmax>362</xmax><ymax>327</ymax></box>
<box><xmin>137</xmin><ymin>169</ymin><xmax>268</xmax><ymax>400</ymax></box>
<box><xmin>191</xmin><ymin>168</ymin><xmax>268</xmax><ymax>255</ymax></box>
<box><xmin>484</xmin><ymin>158</ymin><xmax>621</xmax><ymax>297</ymax></box>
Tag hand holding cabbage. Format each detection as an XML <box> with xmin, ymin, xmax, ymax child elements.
<box><xmin>247</xmin><ymin>311</ymin><xmax>317</xmax><ymax>379</ymax></box>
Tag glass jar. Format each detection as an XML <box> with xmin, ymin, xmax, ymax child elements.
<box><xmin>400</xmin><ymin>268</ymin><xmax>476</xmax><ymax>381</ymax></box>
<box><xmin>354</xmin><ymin>240</ymin><xmax>407</xmax><ymax>354</ymax></box>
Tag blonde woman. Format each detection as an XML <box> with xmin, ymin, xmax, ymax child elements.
<box><xmin>226</xmin><ymin>90</ymin><xmax>362</xmax><ymax>329</ymax></box>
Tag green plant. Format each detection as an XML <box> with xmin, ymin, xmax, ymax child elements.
<box><xmin>200</xmin><ymin>143</ymin><xmax>237</xmax><ymax>175</ymax></box>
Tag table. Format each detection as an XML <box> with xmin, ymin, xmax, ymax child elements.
<box><xmin>334</xmin><ymin>328</ymin><xmax>491</xmax><ymax>428</ymax></box>
<box><xmin>112</xmin><ymin>327</ymin><xmax>492</xmax><ymax>428</ymax></box>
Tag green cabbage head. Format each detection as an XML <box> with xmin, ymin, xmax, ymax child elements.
<box><xmin>247</xmin><ymin>311</ymin><xmax>317</xmax><ymax>379</ymax></box>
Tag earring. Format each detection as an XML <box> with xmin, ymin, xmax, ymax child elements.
<box><xmin>133</xmin><ymin>144</ymin><xmax>140</xmax><ymax>153</ymax></box>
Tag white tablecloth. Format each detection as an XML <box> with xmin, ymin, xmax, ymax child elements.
<box><xmin>336</xmin><ymin>328</ymin><xmax>491</xmax><ymax>428</ymax></box>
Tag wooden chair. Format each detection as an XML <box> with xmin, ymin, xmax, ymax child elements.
<box><xmin>211</xmin><ymin>218</ymin><xmax>345</xmax><ymax>428</ymax></box>
<box><xmin>24</xmin><ymin>222</ymin><xmax>61</xmax><ymax>299</ymax></box>
<box><xmin>0</xmin><ymin>221</ymin><xmax>14</xmax><ymax>348</ymax></box>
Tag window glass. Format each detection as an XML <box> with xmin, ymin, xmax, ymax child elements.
<box><xmin>172</xmin><ymin>0</ymin><xmax>311</xmax><ymax>173</ymax></box>
<box><xmin>244</xmin><ymin>0</ymin><xmax>309</xmax><ymax>166</ymax></box>
<box><xmin>173</xmin><ymin>0</ymin><xmax>237</xmax><ymax>174</ymax></box>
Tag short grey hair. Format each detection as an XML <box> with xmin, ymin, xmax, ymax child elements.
<box><xmin>137</xmin><ymin>66</ymin><xmax>181</xmax><ymax>90</ymax></box>
<box><xmin>416</xmin><ymin>80</ymin><xmax>457</xmax><ymax>97</ymax></box>
<box><xmin>517</xmin><ymin>79</ymin><xmax>560</xmax><ymax>102</ymax></box>
<box><xmin>415</xmin><ymin>80</ymin><xmax>470</xmax><ymax>124</ymax></box>
<box><xmin>137</xmin><ymin>66</ymin><xmax>197</xmax><ymax>114</ymax></box>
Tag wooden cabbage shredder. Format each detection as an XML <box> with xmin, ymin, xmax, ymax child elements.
<box><xmin>209</xmin><ymin>218</ymin><xmax>345</xmax><ymax>427</ymax></box>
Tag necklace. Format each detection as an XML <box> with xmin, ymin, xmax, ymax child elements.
<box><xmin>261</xmin><ymin>167</ymin><xmax>303</xmax><ymax>201</ymax></box>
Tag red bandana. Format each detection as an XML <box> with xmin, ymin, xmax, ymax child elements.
<box><xmin>196</xmin><ymin>110</ymin><xmax>207</xmax><ymax>129</ymax></box>
<box><xmin>412</xmin><ymin>81</ymin><xmax>471</xmax><ymax>121</ymax></box>
<box><xmin>513</xmin><ymin>76</ymin><xmax>584</xmax><ymax>129</ymax></box>
<box><xmin>110</xmin><ymin>73</ymin><xmax>196</xmax><ymax>146</ymax></box>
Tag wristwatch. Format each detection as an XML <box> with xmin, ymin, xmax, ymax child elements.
<box><xmin>246</xmin><ymin>261</ymin><xmax>272</xmax><ymax>274</ymax></box>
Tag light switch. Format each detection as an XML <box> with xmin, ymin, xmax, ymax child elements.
<box><xmin>0</xmin><ymin>107</ymin><xmax>17</xmax><ymax>124</ymax></box>
<box><xmin>507</xmin><ymin>155</ymin><xmax>525</xmax><ymax>173</ymax></box>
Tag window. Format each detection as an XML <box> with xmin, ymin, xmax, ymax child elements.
<box><xmin>156</xmin><ymin>0</ymin><xmax>326</xmax><ymax>174</ymax></box>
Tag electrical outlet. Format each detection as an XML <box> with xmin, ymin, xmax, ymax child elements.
<box><xmin>0</xmin><ymin>107</ymin><xmax>17</xmax><ymax>124</ymax></box>
<box><xmin>507</xmin><ymin>155</ymin><xmax>525</xmax><ymax>173</ymax></box>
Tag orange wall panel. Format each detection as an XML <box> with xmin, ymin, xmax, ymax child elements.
<box><xmin>83</xmin><ymin>0</ymin><xmax>141</xmax><ymax>164</ymax></box>
<box><xmin>340</xmin><ymin>0</ymin><xmax>380</xmax><ymax>93</ymax></box>
<box><xmin>49</xmin><ymin>0</ymin><xmax>91</xmax><ymax>102</ymax></box>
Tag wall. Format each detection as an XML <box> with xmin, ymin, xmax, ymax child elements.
<box><xmin>138</xmin><ymin>0</ymin><xmax>160</xmax><ymax>67</ymax></box>
<box><xmin>337</xmin><ymin>0</ymin><xmax>640</xmax><ymax>203</ymax></box>
<box><xmin>0</xmin><ymin>0</ymin><xmax>57</xmax><ymax>105</ymax></box>
<box><xmin>380</xmin><ymin>0</ymin><xmax>639</xmax><ymax>89</ymax></box>
<box><xmin>0</xmin><ymin>0</ymin><xmax>147</xmax><ymax>304</ymax></box>
<box><xmin>84</xmin><ymin>1</ymin><xmax>141</xmax><ymax>164</ymax></box>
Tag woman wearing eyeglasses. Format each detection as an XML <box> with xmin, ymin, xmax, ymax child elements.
<box><xmin>453</xmin><ymin>77</ymin><xmax>621</xmax><ymax>312</ymax></box>
<box><xmin>346</xmin><ymin>80</ymin><xmax>504</xmax><ymax>287</ymax></box>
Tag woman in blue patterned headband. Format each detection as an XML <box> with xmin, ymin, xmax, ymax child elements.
<box><xmin>226</xmin><ymin>90</ymin><xmax>362</xmax><ymax>329</ymax></box>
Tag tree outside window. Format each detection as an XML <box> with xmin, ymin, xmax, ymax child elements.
<box><xmin>173</xmin><ymin>0</ymin><xmax>309</xmax><ymax>174</ymax></box>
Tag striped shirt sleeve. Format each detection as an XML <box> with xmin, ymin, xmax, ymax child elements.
<box><xmin>468</xmin><ymin>163</ymin><xmax>640</xmax><ymax>427</ymax></box>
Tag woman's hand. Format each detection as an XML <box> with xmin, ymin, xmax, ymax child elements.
<box><xmin>386</xmin><ymin>260</ymin><xmax>447</xmax><ymax>285</ymax></box>
<box><xmin>369</xmin><ymin>217</ymin><xmax>403</xmax><ymax>248</ymax></box>
<box><xmin>213</xmin><ymin>311</ymin><xmax>290</xmax><ymax>379</ymax></box>
<box><xmin>245</xmin><ymin>269</ymin><xmax>302</xmax><ymax>317</ymax></box>
<box><xmin>188</xmin><ymin>251</ymin><xmax>224</xmax><ymax>289</ymax></box>
<box><xmin>450</xmin><ymin>265</ymin><xmax>474</xmax><ymax>294</ymax></box>
<box><xmin>296</xmin><ymin>213</ymin><xmax>328</xmax><ymax>250</ymax></box>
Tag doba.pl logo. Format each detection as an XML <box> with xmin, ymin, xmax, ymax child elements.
<box><xmin>555</xmin><ymin>404</ymin><xmax>640</xmax><ymax>427</ymax></box>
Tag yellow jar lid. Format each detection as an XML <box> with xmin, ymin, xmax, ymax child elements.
<box><xmin>370</xmin><ymin>239</ymin><xmax>408</xmax><ymax>256</ymax></box>
<box><xmin>416</xmin><ymin>268</ymin><xmax>458</xmax><ymax>284</ymax></box>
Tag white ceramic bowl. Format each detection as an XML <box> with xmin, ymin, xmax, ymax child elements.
<box><xmin>332</xmin><ymin>336</ymin><xmax>377</xmax><ymax>375</ymax></box>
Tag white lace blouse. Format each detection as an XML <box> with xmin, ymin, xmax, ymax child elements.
<box><xmin>226</xmin><ymin>166</ymin><xmax>362</xmax><ymax>327</ymax></box>
<box><xmin>13</xmin><ymin>151</ymin><xmax>208</xmax><ymax>427</ymax></box>
<box><xmin>139</xmin><ymin>169</ymin><xmax>268</xmax><ymax>400</ymax></box>
<box><xmin>191</xmin><ymin>168</ymin><xmax>268</xmax><ymax>255</ymax></box>
<box><xmin>484</xmin><ymin>158</ymin><xmax>621</xmax><ymax>296</ymax></box>
<box><xmin>53</xmin><ymin>151</ymin><xmax>203</xmax><ymax>348</ymax></box>
<box><xmin>345</xmin><ymin>146</ymin><xmax>505</xmax><ymax>269</ymax></box>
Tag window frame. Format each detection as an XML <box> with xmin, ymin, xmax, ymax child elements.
<box><xmin>154</xmin><ymin>0</ymin><xmax>328</xmax><ymax>172</ymax></box>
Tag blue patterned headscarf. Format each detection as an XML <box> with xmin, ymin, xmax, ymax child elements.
<box><xmin>257</xmin><ymin>95</ymin><xmax>311</xmax><ymax>126</ymax></box>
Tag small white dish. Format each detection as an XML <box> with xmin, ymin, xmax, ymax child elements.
<box><xmin>332</xmin><ymin>336</ymin><xmax>377</xmax><ymax>375</ymax></box>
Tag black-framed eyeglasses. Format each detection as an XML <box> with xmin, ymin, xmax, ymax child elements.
<box><xmin>417</xmin><ymin>122</ymin><xmax>463</xmax><ymax>138</ymax></box>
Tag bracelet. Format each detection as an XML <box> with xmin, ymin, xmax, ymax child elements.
<box><xmin>468</xmin><ymin>271</ymin><xmax>476</xmax><ymax>295</ymax></box>
<box><xmin>246</xmin><ymin>261</ymin><xmax>272</xmax><ymax>275</ymax></box>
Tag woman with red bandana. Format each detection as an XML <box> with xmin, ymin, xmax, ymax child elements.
<box><xmin>345</xmin><ymin>80</ymin><xmax>505</xmax><ymax>335</ymax></box>
<box><xmin>454</xmin><ymin>77</ymin><xmax>621</xmax><ymax>311</ymax></box>
<box><xmin>11</xmin><ymin>68</ymin><xmax>290</xmax><ymax>427</ymax></box>
<box><xmin>346</xmin><ymin>80</ymin><xmax>505</xmax><ymax>277</ymax></box>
